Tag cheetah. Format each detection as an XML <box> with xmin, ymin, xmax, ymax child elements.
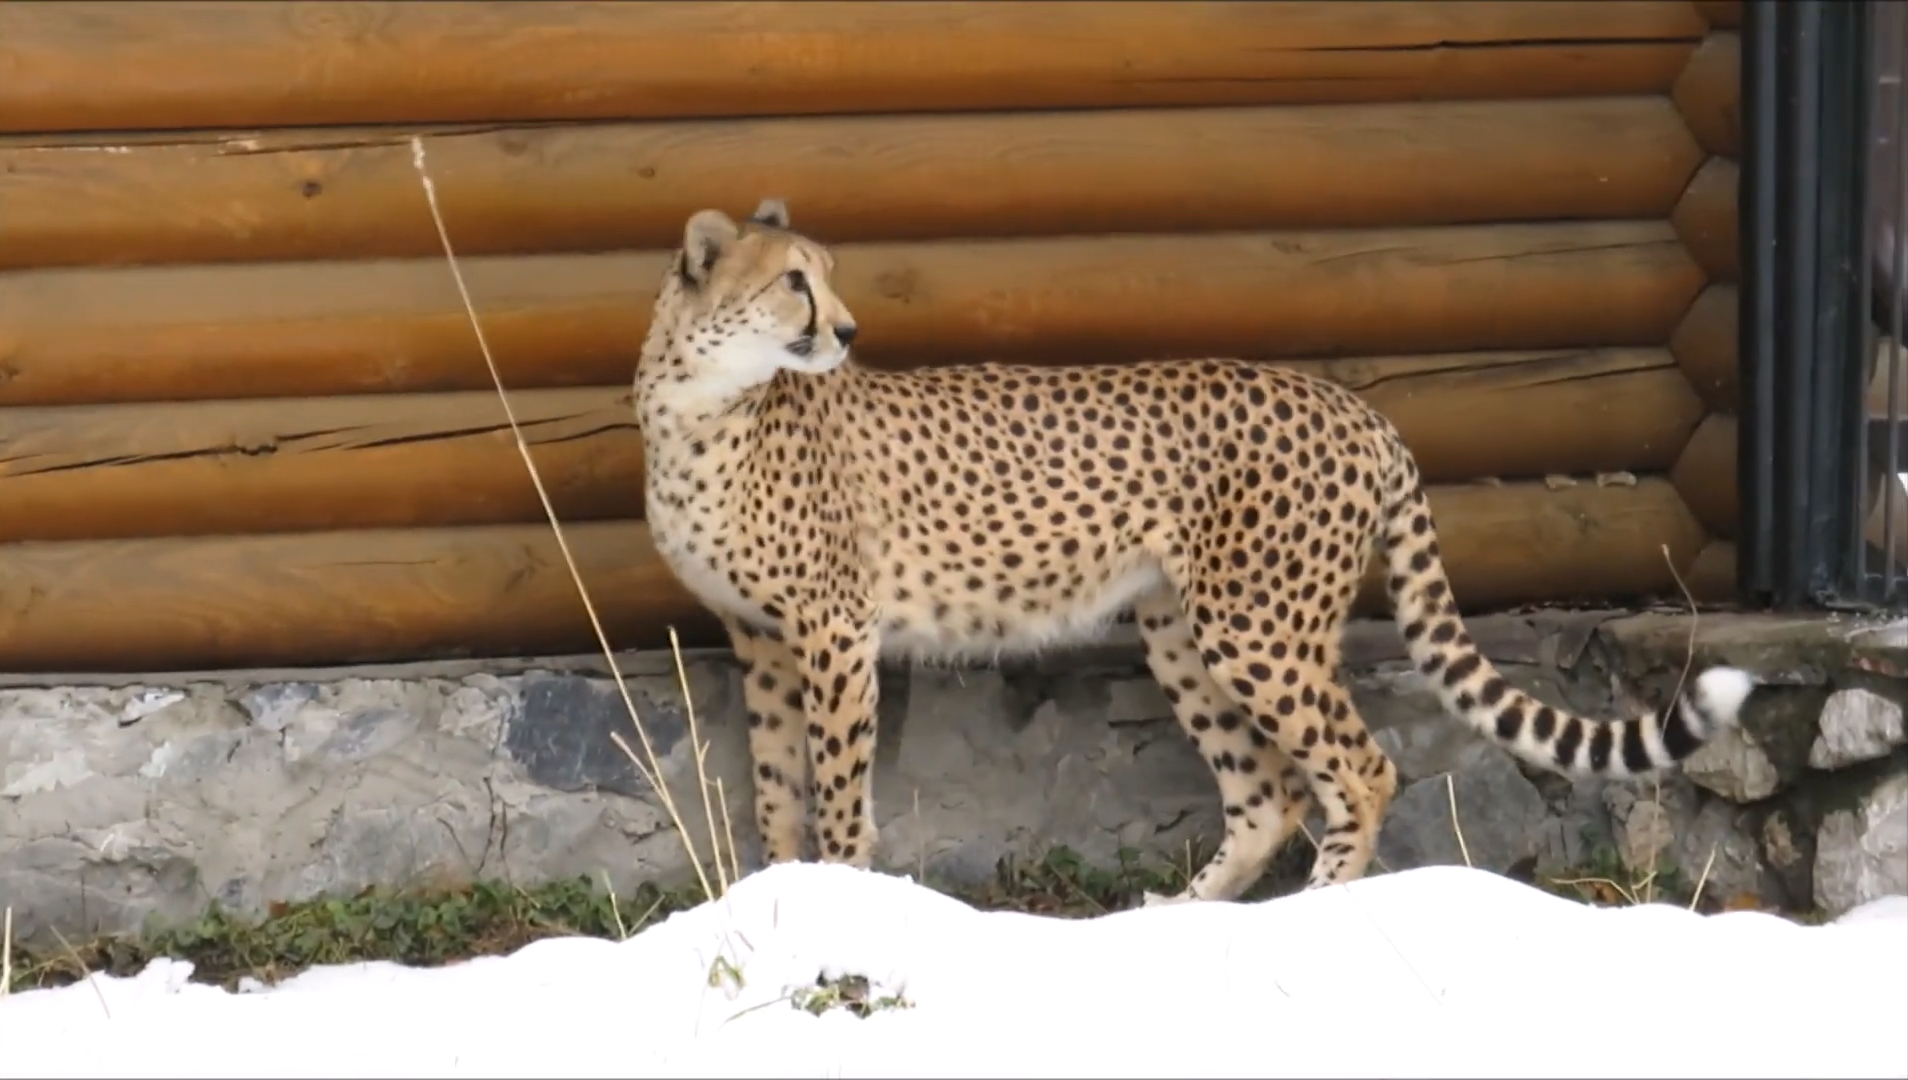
<box><xmin>633</xmin><ymin>198</ymin><xmax>1757</xmax><ymax>903</ymax></box>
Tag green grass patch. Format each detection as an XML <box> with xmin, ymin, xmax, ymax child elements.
<box><xmin>3</xmin><ymin>845</ymin><xmax>1237</xmax><ymax>996</ymax></box>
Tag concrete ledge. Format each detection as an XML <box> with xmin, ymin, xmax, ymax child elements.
<box><xmin>4</xmin><ymin>611</ymin><xmax>1903</xmax><ymax>945</ymax></box>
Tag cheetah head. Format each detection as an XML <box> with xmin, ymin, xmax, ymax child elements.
<box><xmin>662</xmin><ymin>199</ymin><xmax>859</xmax><ymax>386</ymax></box>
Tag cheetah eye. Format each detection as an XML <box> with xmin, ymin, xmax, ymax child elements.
<box><xmin>783</xmin><ymin>269</ymin><xmax>808</xmax><ymax>292</ymax></box>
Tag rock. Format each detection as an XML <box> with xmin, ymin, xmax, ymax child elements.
<box><xmin>1684</xmin><ymin>725</ymin><xmax>1784</xmax><ymax>803</ymax></box>
<box><xmin>1846</xmin><ymin>618</ymin><xmax>1907</xmax><ymax>678</ymax></box>
<box><xmin>1810</xmin><ymin>687</ymin><xmax>1906</xmax><ymax>770</ymax></box>
<box><xmin>1598</xmin><ymin>778</ymin><xmax>1766</xmax><ymax>902</ymax></box>
<box><xmin>1376</xmin><ymin>750</ymin><xmax>1551</xmax><ymax>875</ymax></box>
<box><xmin>1358</xmin><ymin>661</ymin><xmax>1586</xmax><ymax>783</ymax></box>
<box><xmin>1603</xmin><ymin>778</ymin><xmax>1689</xmax><ymax>873</ymax></box>
<box><xmin>1759</xmin><ymin>806</ymin><xmax>1815</xmax><ymax>910</ymax></box>
<box><xmin>1668</xmin><ymin>797</ymin><xmax>1764</xmax><ymax>903</ymax></box>
<box><xmin>1814</xmin><ymin>771</ymin><xmax>1908</xmax><ymax>917</ymax></box>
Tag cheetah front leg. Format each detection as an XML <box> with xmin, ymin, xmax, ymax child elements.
<box><xmin>793</xmin><ymin>617</ymin><xmax>882</xmax><ymax>867</ymax></box>
<box><xmin>725</xmin><ymin>618</ymin><xmax>811</xmax><ymax>865</ymax></box>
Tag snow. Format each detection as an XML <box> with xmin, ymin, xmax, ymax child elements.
<box><xmin>3</xmin><ymin>864</ymin><xmax>1904</xmax><ymax>1079</ymax></box>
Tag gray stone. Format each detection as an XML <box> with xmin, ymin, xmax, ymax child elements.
<box><xmin>0</xmin><ymin>611</ymin><xmax>1897</xmax><ymax>943</ymax></box>
<box><xmin>1814</xmin><ymin>770</ymin><xmax>1908</xmax><ymax>917</ymax></box>
<box><xmin>1604</xmin><ymin>780</ymin><xmax>1693</xmax><ymax>875</ymax></box>
<box><xmin>1810</xmin><ymin>688</ymin><xmax>1906</xmax><ymax>770</ymax></box>
<box><xmin>1375</xmin><ymin>750</ymin><xmax>1551</xmax><ymax>875</ymax></box>
<box><xmin>1759</xmin><ymin>806</ymin><xmax>1816</xmax><ymax>910</ymax></box>
<box><xmin>1357</xmin><ymin>661</ymin><xmax>1595</xmax><ymax>783</ymax></box>
<box><xmin>1684</xmin><ymin>726</ymin><xmax>1784</xmax><ymax>803</ymax></box>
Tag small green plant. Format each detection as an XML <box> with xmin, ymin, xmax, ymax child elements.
<box><xmin>1</xmin><ymin>843</ymin><xmax>1273</xmax><ymax>997</ymax></box>
<box><xmin>1539</xmin><ymin>828</ymin><xmax>1696</xmax><ymax>909</ymax></box>
<box><xmin>790</xmin><ymin>973</ymin><xmax>912</xmax><ymax>1019</ymax></box>
<box><xmin>4</xmin><ymin>875</ymin><xmax>702</xmax><ymax>994</ymax></box>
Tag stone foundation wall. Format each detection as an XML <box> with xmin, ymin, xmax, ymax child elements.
<box><xmin>2</xmin><ymin>611</ymin><xmax>1902</xmax><ymax>945</ymax></box>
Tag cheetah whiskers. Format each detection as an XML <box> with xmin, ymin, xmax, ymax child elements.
<box><xmin>410</xmin><ymin>139</ymin><xmax>736</xmax><ymax>902</ymax></box>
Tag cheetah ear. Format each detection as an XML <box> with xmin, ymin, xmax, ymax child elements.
<box><xmin>680</xmin><ymin>209</ymin><xmax>739</xmax><ymax>287</ymax></box>
<box><xmin>749</xmin><ymin>198</ymin><xmax>791</xmax><ymax>229</ymax></box>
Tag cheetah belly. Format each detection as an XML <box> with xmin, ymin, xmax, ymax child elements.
<box><xmin>873</xmin><ymin>552</ymin><xmax>1167</xmax><ymax>662</ymax></box>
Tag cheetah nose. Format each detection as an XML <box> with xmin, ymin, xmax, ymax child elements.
<box><xmin>834</xmin><ymin>324</ymin><xmax>858</xmax><ymax>347</ymax></box>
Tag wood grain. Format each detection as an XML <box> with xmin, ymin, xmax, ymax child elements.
<box><xmin>1672</xmin><ymin>157</ymin><xmax>1740</xmax><ymax>282</ymax></box>
<box><xmin>1691</xmin><ymin>1</ymin><xmax>1743</xmax><ymax>30</ymax></box>
<box><xmin>0</xmin><ymin>348</ymin><xmax>1704</xmax><ymax>543</ymax></box>
<box><xmin>0</xmin><ymin>97</ymin><xmax>1705</xmax><ymax>270</ymax></box>
<box><xmin>0</xmin><ymin>388</ymin><xmax>643</xmax><ymax>542</ymax></box>
<box><xmin>1672</xmin><ymin>32</ymin><xmax>1741</xmax><ymax>159</ymax></box>
<box><xmin>0</xmin><ymin>479</ymin><xmax>1710</xmax><ymax>673</ymax></box>
<box><xmin>1353</xmin><ymin>477</ymin><xmax>1709</xmax><ymax>617</ymax></box>
<box><xmin>0</xmin><ymin>2</ymin><xmax>1708</xmax><ymax>133</ymax></box>
<box><xmin>1671</xmin><ymin>411</ymin><xmax>1739</xmax><ymax>539</ymax></box>
<box><xmin>1671</xmin><ymin>283</ymin><xmax>1739</xmax><ymax>413</ymax></box>
<box><xmin>0</xmin><ymin>221</ymin><xmax>1707</xmax><ymax>407</ymax></box>
<box><xmin>1682</xmin><ymin>540</ymin><xmax>1738</xmax><ymax>604</ymax></box>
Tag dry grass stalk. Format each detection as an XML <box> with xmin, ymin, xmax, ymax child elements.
<box><xmin>2</xmin><ymin>906</ymin><xmax>11</xmax><ymax>997</ymax></box>
<box><xmin>409</xmin><ymin>138</ymin><xmax>735</xmax><ymax>903</ymax></box>
<box><xmin>1445</xmin><ymin>772</ymin><xmax>1474</xmax><ymax>869</ymax></box>
<box><xmin>667</xmin><ymin>626</ymin><xmax>731</xmax><ymax>898</ymax></box>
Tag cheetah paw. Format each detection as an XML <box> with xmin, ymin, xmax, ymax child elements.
<box><xmin>1141</xmin><ymin>890</ymin><xmax>1197</xmax><ymax>908</ymax></box>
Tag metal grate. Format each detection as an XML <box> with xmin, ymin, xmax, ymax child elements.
<box><xmin>1862</xmin><ymin>0</ymin><xmax>1908</xmax><ymax>607</ymax></box>
<box><xmin>1741</xmin><ymin>0</ymin><xmax>1907</xmax><ymax>611</ymax></box>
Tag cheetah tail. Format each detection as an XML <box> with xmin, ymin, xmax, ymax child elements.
<box><xmin>1377</xmin><ymin>477</ymin><xmax>1756</xmax><ymax>780</ymax></box>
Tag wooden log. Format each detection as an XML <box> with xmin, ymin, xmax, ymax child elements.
<box><xmin>1673</xmin><ymin>157</ymin><xmax>1740</xmax><ymax>282</ymax></box>
<box><xmin>1671</xmin><ymin>412</ymin><xmax>1739</xmax><ymax>539</ymax></box>
<box><xmin>1673</xmin><ymin>32</ymin><xmax>1741</xmax><ymax>159</ymax></box>
<box><xmin>0</xmin><ymin>348</ymin><xmax>1704</xmax><ymax>544</ymax></box>
<box><xmin>0</xmin><ymin>522</ymin><xmax>715</xmax><ymax>673</ymax></box>
<box><xmin>1671</xmin><ymin>283</ymin><xmax>1739</xmax><ymax>412</ymax></box>
<box><xmin>0</xmin><ymin>221</ymin><xmax>1706</xmax><ymax>408</ymax></box>
<box><xmin>0</xmin><ymin>479</ymin><xmax>1711</xmax><ymax>673</ymax></box>
<box><xmin>1353</xmin><ymin>478</ymin><xmax>1709</xmax><ymax>616</ymax></box>
<box><xmin>0</xmin><ymin>97</ymin><xmax>1706</xmax><ymax>271</ymax></box>
<box><xmin>0</xmin><ymin>388</ymin><xmax>643</xmax><ymax>543</ymax></box>
<box><xmin>0</xmin><ymin>2</ymin><xmax>1709</xmax><ymax>134</ymax></box>
<box><xmin>1691</xmin><ymin>1</ymin><xmax>1743</xmax><ymax>30</ymax></box>
<box><xmin>1682</xmin><ymin>540</ymin><xmax>1739</xmax><ymax>605</ymax></box>
<box><xmin>1315</xmin><ymin>349</ymin><xmax>1705</xmax><ymax>485</ymax></box>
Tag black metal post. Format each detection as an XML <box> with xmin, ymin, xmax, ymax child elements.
<box><xmin>1738</xmin><ymin>0</ymin><xmax>1892</xmax><ymax>611</ymax></box>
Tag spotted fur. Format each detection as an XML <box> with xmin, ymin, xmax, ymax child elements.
<box><xmin>634</xmin><ymin>200</ymin><xmax>1758</xmax><ymax>901</ymax></box>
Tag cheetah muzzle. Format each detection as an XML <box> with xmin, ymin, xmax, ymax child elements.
<box><xmin>632</xmin><ymin>199</ymin><xmax>1758</xmax><ymax>902</ymax></box>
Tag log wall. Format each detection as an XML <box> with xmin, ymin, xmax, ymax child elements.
<box><xmin>0</xmin><ymin>1</ymin><xmax>1746</xmax><ymax>673</ymax></box>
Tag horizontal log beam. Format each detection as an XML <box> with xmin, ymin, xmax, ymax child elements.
<box><xmin>1671</xmin><ymin>283</ymin><xmax>1739</xmax><ymax>413</ymax></box>
<box><xmin>0</xmin><ymin>479</ymin><xmax>1709</xmax><ymax>673</ymax></box>
<box><xmin>0</xmin><ymin>2</ymin><xmax>1707</xmax><ymax>133</ymax></box>
<box><xmin>0</xmin><ymin>97</ymin><xmax>1704</xmax><ymax>270</ymax></box>
<box><xmin>1672</xmin><ymin>32</ymin><xmax>1740</xmax><ymax>160</ymax></box>
<box><xmin>1353</xmin><ymin>477</ymin><xmax>1708</xmax><ymax>616</ymax></box>
<box><xmin>1672</xmin><ymin>157</ymin><xmax>1739</xmax><ymax>282</ymax></box>
<box><xmin>0</xmin><ymin>221</ymin><xmax>1706</xmax><ymax>407</ymax></box>
<box><xmin>0</xmin><ymin>349</ymin><xmax>1705</xmax><ymax>543</ymax></box>
<box><xmin>1692</xmin><ymin>2</ymin><xmax>1743</xmax><ymax>30</ymax></box>
<box><xmin>0</xmin><ymin>388</ymin><xmax>643</xmax><ymax>542</ymax></box>
<box><xmin>1682</xmin><ymin>540</ymin><xmax>1738</xmax><ymax>604</ymax></box>
<box><xmin>1671</xmin><ymin>411</ymin><xmax>1739</xmax><ymax>539</ymax></box>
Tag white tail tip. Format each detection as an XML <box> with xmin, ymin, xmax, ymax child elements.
<box><xmin>1691</xmin><ymin>666</ymin><xmax>1756</xmax><ymax>726</ymax></box>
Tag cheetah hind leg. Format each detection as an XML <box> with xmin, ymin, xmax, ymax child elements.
<box><xmin>1132</xmin><ymin>590</ymin><xmax>1315</xmax><ymax>907</ymax></box>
